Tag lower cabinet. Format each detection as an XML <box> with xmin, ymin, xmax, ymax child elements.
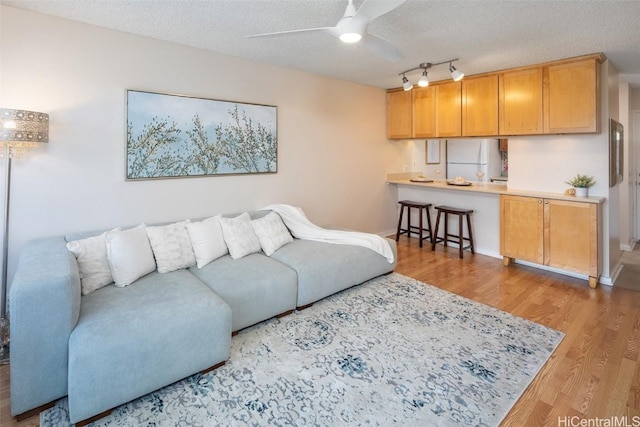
<box><xmin>500</xmin><ymin>195</ymin><xmax>601</xmax><ymax>288</ymax></box>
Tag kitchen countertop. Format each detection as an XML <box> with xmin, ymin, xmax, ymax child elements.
<box><xmin>387</xmin><ymin>177</ymin><xmax>605</xmax><ymax>204</ymax></box>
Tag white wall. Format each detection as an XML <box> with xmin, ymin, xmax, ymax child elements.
<box><xmin>409</xmin><ymin>139</ymin><xmax>447</xmax><ymax>179</ymax></box>
<box><xmin>0</xmin><ymin>6</ymin><xmax>410</xmax><ymax>284</ymax></box>
<box><xmin>619</xmin><ymin>80</ymin><xmax>633</xmax><ymax>250</ymax></box>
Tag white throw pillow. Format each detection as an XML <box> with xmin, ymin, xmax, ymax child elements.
<box><xmin>105</xmin><ymin>224</ymin><xmax>157</xmax><ymax>287</ymax></box>
<box><xmin>251</xmin><ymin>212</ymin><xmax>293</xmax><ymax>256</ymax></box>
<box><xmin>219</xmin><ymin>212</ymin><xmax>262</xmax><ymax>259</ymax></box>
<box><xmin>66</xmin><ymin>229</ymin><xmax>119</xmax><ymax>295</ymax></box>
<box><xmin>146</xmin><ymin>221</ymin><xmax>196</xmax><ymax>273</ymax></box>
<box><xmin>186</xmin><ymin>215</ymin><xmax>228</xmax><ymax>268</ymax></box>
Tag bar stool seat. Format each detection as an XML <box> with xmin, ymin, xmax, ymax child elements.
<box><xmin>431</xmin><ymin>205</ymin><xmax>475</xmax><ymax>258</ymax></box>
<box><xmin>395</xmin><ymin>200</ymin><xmax>433</xmax><ymax>248</ymax></box>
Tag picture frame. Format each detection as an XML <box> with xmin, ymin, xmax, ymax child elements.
<box><xmin>426</xmin><ymin>140</ymin><xmax>440</xmax><ymax>164</ymax></box>
<box><xmin>609</xmin><ymin>118</ymin><xmax>623</xmax><ymax>187</ymax></box>
<box><xmin>126</xmin><ymin>90</ymin><xmax>277</xmax><ymax>180</ymax></box>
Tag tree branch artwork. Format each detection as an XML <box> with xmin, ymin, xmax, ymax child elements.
<box><xmin>126</xmin><ymin>90</ymin><xmax>277</xmax><ymax>180</ymax></box>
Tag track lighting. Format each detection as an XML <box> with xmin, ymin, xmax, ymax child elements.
<box><xmin>399</xmin><ymin>58</ymin><xmax>463</xmax><ymax>91</ymax></box>
<box><xmin>402</xmin><ymin>75</ymin><xmax>413</xmax><ymax>91</ymax></box>
<box><xmin>449</xmin><ymin>62</ymin><xmax>464</xmax><ymax>81</ymax></box>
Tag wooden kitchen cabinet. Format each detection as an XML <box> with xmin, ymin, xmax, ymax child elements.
<box><xmin>435</xmin><ymin>81</ymin><xmax>461</xmax><ymax>137</ymax></box>
<box><xmin>501</xmin><ymin>195</ymin><xmax>601</xmax><ymax>288</ymax></box>
<box><xmin>462</xmin><ymin>75</ymin><xmax>499</xmax><ymax>136</ymax></box>
<box><xmin>387</xmin><ymin>89</ymin><xmax>412</xmax><ymax>139</ymax></box>
<box><xmin>544</xmin><ymin>58</ymin><xmax>599</xmax><ymax>134</ymax></box>
<box><xmin>500</xmin><ymin>195</ymin><xmax>544</xmax><ymax>264</ymax></box>
<box><xmin>499</xmin><ymin>67</ymin><xmax>543</xmax><ymax>135</ymax></box>
<box><xmin>412</xmin><ymin>86</ymin><xmax>437</xmax><ymax>138</ymax></box>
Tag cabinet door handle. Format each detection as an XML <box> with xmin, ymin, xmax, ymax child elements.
<box><xmin>538</xmin><ymin>199</ymin><xmax>542</xmax><ymax>204</ymax></box>
<box><xmin>545</xmin><ymin>200</ymin><xmax>549</xmax><ymax>204</ymax></box>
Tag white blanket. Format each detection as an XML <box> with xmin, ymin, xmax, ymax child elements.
<box><xmin>261</xmin><ymin>204</ymin><xmax>394</xmax><ymax>263</ymax></box>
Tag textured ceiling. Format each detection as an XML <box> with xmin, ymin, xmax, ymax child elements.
<box><xmin>3</xmin><ymin>0</ymin><xmax>640</xmax><ymax>89</ymax></box>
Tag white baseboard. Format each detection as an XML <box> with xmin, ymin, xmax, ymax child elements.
<box><xmin>608</xmin><ymin>260</ymin><xmax>624</xmax><ymax>286</ymax></box>
<box><xmin>509</xmin><ymin>259</ymin><xmax>613</xmax><ymax>286</ymax></box>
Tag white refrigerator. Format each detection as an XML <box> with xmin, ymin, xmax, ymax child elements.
<box><xmin>445</xmin><ymin>139</ymin><xmax>501</xmax><ymax>182</ymax></box>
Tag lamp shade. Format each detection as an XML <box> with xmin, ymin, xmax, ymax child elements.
<box><xmin>418</xmin><ymin>70</ymin><xmax>429</xmax><ymax>87</ymax></box>
<box><xmin>0</xmin><ymin>109</ymin><xmax>49</xmax><ymax>144</ymax></box>
<box><xmin>449</xmin><ymin>65</ymin><xmax>464</xmax><ymax>82</ymax></box>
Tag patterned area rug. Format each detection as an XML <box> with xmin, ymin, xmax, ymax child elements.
<box><xmin>42</xmin><ymin>273</ymin><xmax>563</xmax><ymax>426</ymax></box>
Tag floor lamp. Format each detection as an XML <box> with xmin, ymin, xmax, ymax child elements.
<box><xmin>0</xmin><ymin>108</ymin><xmax>49</xmax><ymax>365</ymax></box>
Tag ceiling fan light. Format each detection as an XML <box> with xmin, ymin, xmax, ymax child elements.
<box><xmin>339</xmin><ymin>32</ymin><xmax>362</xmax><ymax>43</ymax></box>
<box><xmin>402</xmin><ymin>75</ymin><xmax>413</xmax><ymax>91</ymax></box>
<box><xmin>450</xmin><ymin>64</ymin><xmax>464</xmax><ymax>81</ymax></box>
<box><xmin>418</xmin><ymin>70</ymin><xmax>429</xmax><ymax>87</ymax></box>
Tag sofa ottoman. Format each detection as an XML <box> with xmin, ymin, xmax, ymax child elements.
<box><xmin>67</xmin><ymin>269</ymin><xmax>231</xmax><ymax>424</ymax></box>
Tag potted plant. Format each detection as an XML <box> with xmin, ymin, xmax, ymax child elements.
<box><xmin>565</xmin><ymin>174</ymin><xmax>595</xmax><ymax>197</ymax></box>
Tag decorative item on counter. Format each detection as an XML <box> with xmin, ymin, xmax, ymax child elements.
<box><xmin>410</xmin><ymin>174</ymin><xmax>433</xmax><ymax>183</ymax></box>
<box><xmin>447</xmin><ymin>176</ymin><xmax>472</xmax><ymax>186</ymax></box>
<box><xmin>565</xmin><ymin>174</ymin><xmax>595</xmax><ymax>197</ymax></box>
<box><xmin>565</xmin><ymin>188</ymin><xmax>576</xmax><ymax>196</ymax></box>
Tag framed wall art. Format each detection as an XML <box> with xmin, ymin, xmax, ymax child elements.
<box><xmin>426</xmin><ymin>139</ymin><xmax>440</xmax><ymax>164</ymax></box>
<box><xmin>608</xmin><ymin>118</ymin><xmax>623</xmax><ymax>187</ymax></box>
<box><xmin>126</xmin><ymin>90</ymin><xmax>277</xmax><ymax>180</ymax></box>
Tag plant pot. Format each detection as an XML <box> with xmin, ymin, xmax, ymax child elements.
<box><xmin>574</xmin><ymin>187</ymin><xmax>588</xmax><ymax>197</ymax></box>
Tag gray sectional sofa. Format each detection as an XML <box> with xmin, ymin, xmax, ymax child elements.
<box><xmin>9</xmin><ymin>209</ymin><xmax>396</xmax><ymax>425</ymax></box>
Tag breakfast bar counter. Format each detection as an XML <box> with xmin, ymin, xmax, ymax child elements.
<box><xmin>387</xmin><ymin>177</ymin><xmax>605</xmax><ymax>204</ymax></box>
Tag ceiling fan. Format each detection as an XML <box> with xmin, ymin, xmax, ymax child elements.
<box><xmin>246</xmin><ymin>0</ymin><xmax>406</xmax><ymax>62</ymax></box>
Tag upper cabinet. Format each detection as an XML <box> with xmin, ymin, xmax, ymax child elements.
<box><xmin>387</xmin><ymin>89</ymin><xmax>412</xmax><ymax>139</ymax></box>
<box><xmin>462</xmin><ymin>75</ymin><xmax>499</xmax><ymax>136</ymax></box>
<box><xmin>544</xmin><ymin>58</ymin><xmax>599</xmax><ymax>134</ymax></box>
<box><xmin>386</xmin><ymin>53</ymin><xmax>604</xmax><ymax>139</ymax></box>
<box><xmin>412</xmin><ymin>86</ymin><xmax>437</xmax><ymax>138</ymax></box>
<box><xmin>499</xmin><ymin>67</ymin><xmax>543</xmax><ymax>135</ymax></box>
<box><xmin>435</xmin><ymin>81</ymin><xmax>462</xmax><ymax>137</ymax></box>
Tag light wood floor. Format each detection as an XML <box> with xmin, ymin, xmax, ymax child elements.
<box><xmin>1</xmin><ymin>237</ymin><xmax>639</xmax><ymax>426</ymax></box>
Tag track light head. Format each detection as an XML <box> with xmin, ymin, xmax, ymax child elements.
<box><xmin>418</xmin><ymin>69</ymin><xmax>429</xmax><ymax>87</ymax></box>
<box><xmin>449</xmin><ymin>63</ymin><xmax>464</xmax><ymax>82</ymax></box>
<box><xmin>402</xmin><ymin>75</ymin><xmax>413</xmax><ymax>91</ymax></box>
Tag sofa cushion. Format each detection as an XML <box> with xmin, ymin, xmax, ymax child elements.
<box><xmin>219</xmin><ymin>212</ymin><xmax>261</xmax><ymax>259</ymax></box>
<box><xmin>66</xmin><ymin>230</ymin><xmax>118</xmax><ymax>295</ymax></box>
<box><xmin>189</xmin><ymin>253</ymin><xmax>297</xmax><ymax>332</ymax></box>
<box><xmin>269</xmin><ymin>239</ymin><xmax>397</xmax><ymax>307</ymax></box>
<box><xmin>67</xmin><ymin>269</ymin><xmax>231</xmax><ymax>424</ymax></box>
<box><xmin>186</xmin><ymin>215</ymin><xmax>229</xmax><ymax>268</ymax></box>
<box><xmin>146</xmin><ymin>221</ymin><xmax>196</xmax><ymax>273</ymax></box>
<box><xmin>105</xmin><ymin>224</ymin><xmax>156</xmax><ymax>287</ymax></box>
<box><xmin>250</xmin><ymin>212</ymin><xmax>293</xmax><ymax>256</ymax></box>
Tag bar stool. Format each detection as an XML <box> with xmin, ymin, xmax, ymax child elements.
<box><xmin>395</xmin><ymin>200</ymin><xmax>433</xmax><ymax>247</ymax></box>
<box><xmin>431</xmin><ymin>205</ymin><xmax>475</xmax><ymax>259</ymax></box>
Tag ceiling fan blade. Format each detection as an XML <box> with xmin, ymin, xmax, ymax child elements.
<box><xmin>361</xmin><ymin>34</ymin><xmax>404</xmax><ymax>62</ymax></box>
<box><xmin>355</xmin><ymin>0</ymin><xmax>406</xmax><ymax>21</ymax></box>
<box><xmin>246</xmin><ymin>27</ymin><xmax>331</xmax><ymax>38</ymax></box>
